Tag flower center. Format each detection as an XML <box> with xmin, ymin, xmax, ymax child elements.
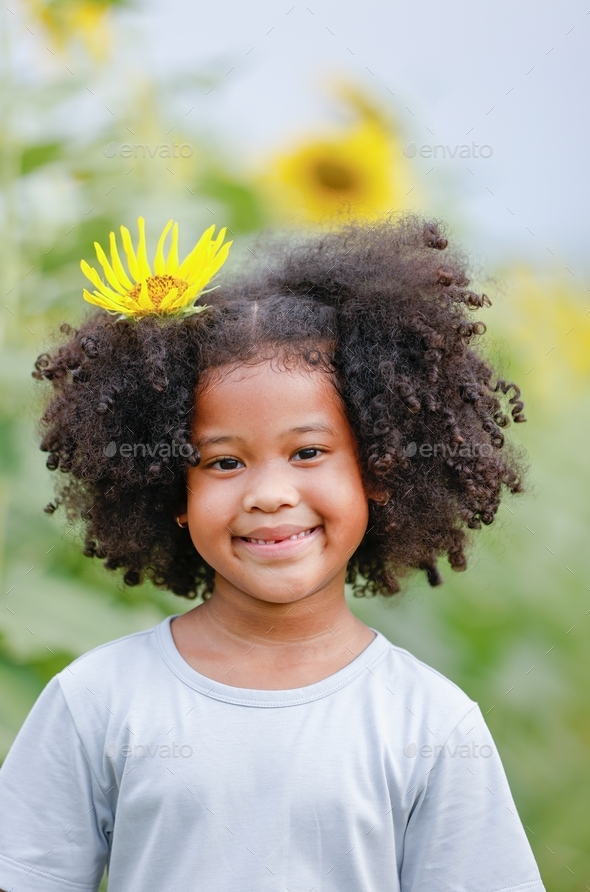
<box><xmin>128</xmin><ymin>274</ymin><xmax>189</xmax><ymax>309</ymax></box>
<box><xmin>314</xmin><ymin>160</ymin><xmax>358</xmax><ymax>192</ymax></box>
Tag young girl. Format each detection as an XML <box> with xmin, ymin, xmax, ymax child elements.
<box><xmin>0</xmin><ymin>214</ymin><xmax>545</xmax><ymax>891</ymax></box>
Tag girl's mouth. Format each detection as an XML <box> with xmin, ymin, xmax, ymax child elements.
<box><xmin>234</xmin><ymin>525</ymin><xmax>323</xmax><ymax>557</ymax></box>
<box><xmin>242</xmin><ymin>527</ymin><xmax>316</xmax><ymax>545</ymax></box>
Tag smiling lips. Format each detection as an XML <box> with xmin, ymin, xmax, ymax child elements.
<box><xmin>234</xmin><ymin>525</ymin><xmax>322</xmax><ymax>556</ymax></box>
<box><xmin>242</xmin><ymin>527</ymin><xmax>317</xmax><ymax>545</ymax></box>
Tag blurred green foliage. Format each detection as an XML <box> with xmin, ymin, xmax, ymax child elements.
<box><xmin>0</xmin><ymin>9</ymin><xmax>589</xmax><ymax>891</ymax></box>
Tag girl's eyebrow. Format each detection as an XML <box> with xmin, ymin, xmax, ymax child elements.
<box><xmin>285</xmin><ymin>424</ymin><xmax>334</xmax><ymax>435</ymax></box>
<box><xmin>195</xmin><ymin>434</ymin><xmax>243</xmax><ymax>449</ymax></box>
<box><xmin>195</xmin><ymin>424</ymin><xmax>335</xmax><ymax>449</ymax></box>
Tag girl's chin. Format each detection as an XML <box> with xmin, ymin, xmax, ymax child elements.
<box><xmin>211</xmin><ymin>561</ymin><xmax>343</xmax><ymax>605</ymax></box>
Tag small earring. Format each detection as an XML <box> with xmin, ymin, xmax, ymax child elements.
<box><xmin>175</xmin><ymin>515</ymin><xmax>189</xmax><ymax>529</ymax></box>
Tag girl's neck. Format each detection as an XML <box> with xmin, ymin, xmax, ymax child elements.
<box><xmin>170</xmin><ymin>574</ymin><xmax>376</xmax><ymax>689</ymax></box>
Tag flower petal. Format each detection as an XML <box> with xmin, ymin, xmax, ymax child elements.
<box><xmin>158</xmin><ymin>287</ymin><xmax>179</xmax><ymax>311</ymax></box>
<box><xmin>82</xmin><ymin>288</ymin><xmax>113</xmax><ymax>310</ymax></box>
<box><xmin>177</xmin><ymin>224</ymin><xmax>216</xmax><ymax>279</ymax></box>
<box><xmin>108</xmin><ymin>231</ymin><xmax>134</xmax><ymax>290</ymax></box>
<box><xmin>94</xmin><ymin>242</ymin><xmax>127</xmax><ymax>295</ymax></box>
<box><xmin>83</xmin><ymin>289</ymin><xmax>132</xmax><ymax>314</ymax></box>
<box><xmin>136</xmin><ymin>217</ymin><xmax>152</xmax><ymax>279</ymax></box>
<box><xmin>80</xmin><ymin>260</ymin><xmax>126</xmax><ymax>303</ymax></box>
<box><xmin>211</xmin><ymin>226</ymin><xmax>228</xmax><ymax>252</ymax></box>
<box><xmin>165</xmin><ymin>283</ymin><xmax>199</xmax><ymax>310</ymax></box>
<box><xmin>182</xmin><ymin>232</ymin><xmax>232</xmax><ymax>287</ymax></box>
<box><xmin>165</xmin><ymin>223</ymin><xmax>179</xmax><ymax>274</ymax></box>
<box><xmin>136</xmin><ymin>278</ymin><xmax>153</xmax><ymax>310</ymax></box>
<box><xmin>207</xmin><ymin>239</ymin><xmax>233</xmax><ymax>277</ymax></box>
<box><xmin>154</xmin><ymin>220</ymin><xmax>173</xmax><ymax>275</ymax></box>
<box><xmin>120</xmin><ymin>225</ymin><xmax>140</xmax><ymax>281</ymax></box>
<box><xmin>185</xmin><ymin>240</ymin><xmax>233</xmax><ymax>290</ymax></box>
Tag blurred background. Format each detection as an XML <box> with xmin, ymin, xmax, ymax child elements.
<box><xmin>0</xmin><ymin>0</ymin><xmax>589</xmax><ymax>888</ymax></box>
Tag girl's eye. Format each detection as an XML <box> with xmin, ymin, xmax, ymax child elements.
<box><xmin>293</xmin><ymin>447</ymin><xmax>323</xmax><ymax>461</ymax></box>
<box><xmin>209</xmin><ymin>457</ymin><xmax>244</xmax><ymax>471</ymax></box>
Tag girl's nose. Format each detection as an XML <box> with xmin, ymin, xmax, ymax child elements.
<box><xmin>241</xmin><ymin>462</ymin><xmax>301</xmax><ymax>513</ymax></box>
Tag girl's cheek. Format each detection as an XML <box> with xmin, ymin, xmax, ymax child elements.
<box><xmin>191</xmin><ymin>476</ymin><xmax>239</xmax><ymax>515</ymax></box>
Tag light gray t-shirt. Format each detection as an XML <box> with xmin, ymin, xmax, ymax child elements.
<box><xmin>0</xmin><ymin>615</ymin><xmax>545</xmax><ymax>892</ymax></box>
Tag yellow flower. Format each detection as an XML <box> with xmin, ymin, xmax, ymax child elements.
<box><xmin>487</xmin><ymin>266</ymin><xmax>590</xmax><ymax>399</ymax></box>
<box><xmin>28</xmin><ymin>0</ymin><xmax>115</xmax><ymax>60</ymax></box>
<box><xmin>81</xmin><ymin>218</ymin><xmax>232</xmax><ymax>318</ymax></box>
<box><xmin>261</xmin><ymin>82</ymin><xmax>414</xmax><ymax>224</ymax></box>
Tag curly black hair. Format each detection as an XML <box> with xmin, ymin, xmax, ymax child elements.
<box><xmin>33</xmin><ymin>213</ymin><xmax>527</xmax><ymax>599</ymax></box>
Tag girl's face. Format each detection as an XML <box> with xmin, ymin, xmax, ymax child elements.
<box><xmin>182</xmin><ymin>359</ymin><xmax>371</xmax><ymax>606</ymax></box>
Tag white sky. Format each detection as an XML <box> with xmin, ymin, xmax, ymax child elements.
<box><xmin>12</xmin><ymin>0</ymin><xmax>590</xmax><ymax>277</ymax></box>
<box><xmin>129</xmin><ymin>0</ymin><xmax>590</xmax><ymax>276</ymax></box>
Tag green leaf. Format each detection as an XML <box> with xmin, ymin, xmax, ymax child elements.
<box><xmin>39</xmin><ymin>215</ymin><xmax>118</xmax><ymax>273</ymax></box>
<box><xmin>0</xmin><ymin>653</ymin><xmax>44</xmax><ymax>761</ymax></box>
<box><xmin>20</xmin><ymin>143</ymin><xmax>63</xmax><ymax>176</ymax></box>
<box><xmin>0</xmin><ymin>415</ymin><xmax>20</xmax><ymax>476</ymax></box>
<box><xmin>26</xmin><ymin>649</ymin><xmax>77</xmax><ymax>685</ymax></box>
<box><xmin>199</xmin><ymin>171</ymin><xmax>268</xmax><ymax>234</ymax></box>
<box><xmin>0</xmin><ymin>563</ymin><xmax>166</xmax><ymax>661</ymax></box>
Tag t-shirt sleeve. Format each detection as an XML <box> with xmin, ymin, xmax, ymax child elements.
<box><xmin>400</xmin><ymin>704</ymin><xmax>546</xmax><ymax>892</ymax></box>
<box><xmin>0</xmin><ymin>674</ymin><xmax>112</xmax><ymax>892</ymax></box>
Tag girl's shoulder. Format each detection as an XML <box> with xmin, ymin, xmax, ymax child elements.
<box><xmin>376</xmin><ymin>633</ymin><xmax>474</xmax><ymax>698</ymax></box>
<box><xmin>55</xmin><ymin>618</ymin><xmax>169</xmax><ymax>712</ymax></box>
<box><xmin>50</xmin><ymin>620</ymin><xmax>480</xmax><ymax>756</ymax></box>
<box><xmin>370</xmin><ymin>629</ymin><xmax>479</xmax><ymax>724</ymax></box>
<box><xmin>64</xmin><ymin>621</ymin><xmax>162</xmax><ymax>673</ymax></box>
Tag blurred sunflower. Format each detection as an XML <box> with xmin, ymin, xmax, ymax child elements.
<box><xmin>488</xmin><ymin>266</ymin><xmax>590</xmax><ymax>399</ymax></box>
<box><xmin>260</xmin><ymin>82</ymin><xmax>415</xmax><ymax>224</ymax></box>
<box><xmin>27</xmin><ymin>0</ymin><xmax>122</xmax><ymax>59</ymax></box>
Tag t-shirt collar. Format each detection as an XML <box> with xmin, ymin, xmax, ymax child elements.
<box><xmin>155</xmin><ymin>614</ymin><xmax>390</xmax><ymax>707</ymax></box>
